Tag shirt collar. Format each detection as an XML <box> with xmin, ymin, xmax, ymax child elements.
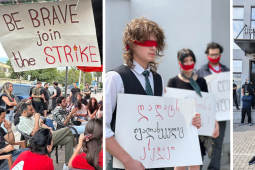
<box><xmin>132</xmin><ymin>60</ymin><xmax>151</xmax><ymax>76</ymax></box>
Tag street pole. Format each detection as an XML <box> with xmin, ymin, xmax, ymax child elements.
<box><xmin>65</xmin><ymin>67</ymin><xmax>68</xmax><ymax>98</ymax></box>
<box><xmin>83</xmin><ymin>72</ymin><xmax>85</xmax><ymax>97</ymax></box>
<box><xmin>78</xmin><ymin>69</ymin><xmax>81</xmax><ymax>88</ymax></box>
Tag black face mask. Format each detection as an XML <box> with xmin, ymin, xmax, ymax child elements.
<box><xmin>46</xmin><ymin>87</ymin><xmax>48</xmax><ymax>89</ymax></box>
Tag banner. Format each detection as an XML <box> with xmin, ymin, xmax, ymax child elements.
<box><xmin>113</xmin><ymin>94</ymin><xmax>202</xmax><ymax>169</ymax></box>
<box><xmin>204</xmin><ymin>72</ymin><xmax>230</xmax><ymax>121</ymax></box>
<box><xmin>165</xmin><ymin>87</ymin><xmax>216</xmax><ymax>136</ymax></box>
<box><xmin>0</xmin><ymin>0</ymin><xmax>101</xmax><ymax>72</ymax></box>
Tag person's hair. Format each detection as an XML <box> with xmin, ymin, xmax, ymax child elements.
<box><xmin>44</xmin><ymin>83</ymin><xmax>48</xmax><ymax>86</ymax></box>
<box><xmin>246</xmin><ymin>78</ymin><xmax>249</xmax><ymax>81</ymax></box>
<box><xmin>205</xmin><ymin>42</ymin><xmax>224</xmax><ymax>54</ymax></box>
<box><xmin>0</xmin><ymin>107</ymin><xmax>5</xmax><ymax>116</ymax></box>
<box><xmin>29</xmin><ymin>128</ymin><xmax>52</xmax><ymax>156</ymax></box>
<box><xmin>15</xmin><ymin>99</ymin><xmax>30</xmax><ymax>113</ymax></box>
<box><xmin>36</xmin><ymin>81</ymin><xmax>42</xmax><ymax>85</ymax></box>
<box><xmin>53</xmin><ymin>81</ymin><xmax>58</xmax><ymax>86</ymax></box>
<box><xmin>177</xmin><ymin>48</ymin><xmax>196</xmax><ymax>65</ymax></box>
<box><xmin>122</xmin><ymin>17</ymin><xmax>166</xmax><ymax>72</ymax></box>
<box><xmin>82</xmin><ymin>119</ymin><xmax>102</xmax><ymax>170</ymax></box>
<box><xmin>2</xmin><ymin>82</ymin><xmax>13</xmax><ymax>99</ymax></box>
<box><xmin>20</xmin><ymin>103</ymin><xmax>32</xmax><ymax>114</ymax></box>
<box><xmin>87</xmin><ymin>97</ymin><xmax>98</xmax><ymax>112</ymax></box>
<box><xmin>74</xmin><ymin>100</ymin><xmax>82</xmax><ymax>110</ymax></box>
<box><xmin>75</xmin><ymin>92</ymin><xmax>82</xmax><ymax>98</ymax></box>
<box><xmin>56</xmin><ymin>96</ymin><xmax>65</xmax><ymax>106</ymax></box>
<box><xmin>66</xmin><ymin>97</ymin><xmax>72</xmax><ymax>106</ymax></box>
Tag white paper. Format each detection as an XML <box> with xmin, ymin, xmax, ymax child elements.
<box><xmin>165</xmin><ymin>88</ymin><xmax>216</xmax><ymax>136</ymax></box>
<box><xmin>113</xmin><ymin>93</ymin><xmax>202</xmax><ymax>169</ymax></box>
<box><xmin>204</xmin><ymin>72</ymin><xmax>230</xmax><ymax>121</ymax></box>
<box><xmin>0</xmin><ymin>0</ymin><xmax>101</xmax><ymax>72</ymax></box>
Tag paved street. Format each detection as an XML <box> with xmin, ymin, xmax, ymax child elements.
<box><xmin>233</xmin><ymin>123</ymin><xmax>255</xmax><ymax>170</ymax></box>
<box><xmin>13</xmin><ymin>91</ymin><xmax>103</xmax><ymax>170</ymax></box>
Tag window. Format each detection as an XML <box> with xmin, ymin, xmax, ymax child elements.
<box><xmin>251</xmin><ymin>8</ymin><xmax>255</xmax><ymax>38</ymax></box>
<box><xmin>233</xmin><ymin>7</ymin><xmax>244</xmax><ymax>49</ymax></box>
<box><xmin>233</xmin><ymin>60</ymin><xmax>242</xmax><ymax>73</ymax></box>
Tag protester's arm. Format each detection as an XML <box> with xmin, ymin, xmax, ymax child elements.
<box><xmin>1</xmin><ymin>96</ymin><xmax>16</xmax><ymax>106</ymax></box>
<box><xmin>32</xmin><ymin>88</ymin><xmax>41</xmax><ymax>98</ymax></box>
<box><xmin>242</xmin><ymin>88</ymin><xmax>244</xmax><ymax>96</ymax></box>
<box><xmin>212</xmin><ymin>120</ymin><xmax>220</xmax><ymax>138</ymax></box>
<box><xmin>69</xmin><ymin>91</ymin><xmax>73</xmax><ymax>98</ymax></box>
<box><xmin>51</xmin><ymin>89</ymin><xmax>57</xmax><ymax>98</ymax></box>
<box><xmin>87</xmin><ymin>109</ymin><xmax>92</xmax><ymax>117</ymax></box>
<box><xmin>63</xmin><ymin>108</ymin><xmax>77</xmax><ymax>125</ymax></box>
<box><xmin>3</xmin><ymin>120</ymin><xmax>14</xmax><ymax>144</ymax></box>
<box><xmin>91</xmin><ymin>109</ymin><xmax>98</xmax><ymax>117</ymax></box>
<box><xmin>0</xmin><ymin>145</ymin><xmax>14</xmax><ymax>154</ymax></box>
<box><xmin>41</xmin><ymin>94</ymin><xmax>46</xmax><ymax>102</ymax></box>
<box><xmin>68</xmin><ymin>134</ymin><xmax>84</xmax><ymax>168</ymax></box>
<box><xmin>233</xmin><ymin>87</ymin><xmax>237</xmax><ymax>90</ymax></box>
<box><xmin>31</xmin><ymin>113</ymin><xmax>41</xmax><ymax>136</ymax></box>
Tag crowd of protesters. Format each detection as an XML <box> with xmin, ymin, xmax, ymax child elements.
<box><xmin>0</xmin><ymin>81</ymin><xmax>103</xmax><ymax>170</ymax></box>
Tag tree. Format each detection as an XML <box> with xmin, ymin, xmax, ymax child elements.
<box><xmin>0</xmin><ymin>70</ymin><xmax>6</xmax><ymax>78</ymax></box>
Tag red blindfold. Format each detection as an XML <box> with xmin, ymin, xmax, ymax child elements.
<box><xmin>126</xmin><ymin>40</ymin><xmax>158</xmax><ymax>51</ymax></box>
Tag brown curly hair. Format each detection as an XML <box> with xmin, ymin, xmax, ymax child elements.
<box><xmin>123</xmin><ymin>17</ymin><xmax>166</xmax><ymax>72</ymax></box>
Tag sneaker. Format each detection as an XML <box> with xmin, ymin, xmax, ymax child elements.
<box><xmin>63</xmin><ymin>163</ymin><xmax>70</xmax><ymax>170</ymax></box>
<box><xmin>249</xmin><ymin>123</ymin><xmax>252</xmax><ymax>126</ymax></box>
<box><xmin>236</xmin><ymin>107</ymin><xmax>240</xmax><ymax>110</ymax></box>
<box><xmin>249</xmin><ymin>156</ymin><xmax>255</xmax><ymax>165</ymax></box>
<box><xmin>239</xmin><ymin>123</ymin><xmax>243</xmax><ymax>126</ymax></box>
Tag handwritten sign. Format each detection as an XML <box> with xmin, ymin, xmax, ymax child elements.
<box><xmin>165</xmin><ymin>88</ymin><xmax>216</xmax><ymax>136</ymax></box>
<box><xmin>0</xmin><ymin>0</ymin><xmax>101</xmax><ymax>72</ymax></box>
<box><xmin>204</xmin><ymin>72</ymin><xmax>230</xmax><ymax>121</ymax></box>
<box><xmin>113</xmin><ymin>94</ymin><xmax>202</xmax><ymax>169</ymax></box>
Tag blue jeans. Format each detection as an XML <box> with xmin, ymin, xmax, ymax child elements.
<box><xmin>0</xmin><ymin>148</ymin><xmax>28</xmax><ymax>170</ymax></box>
<box><xmin>70</xmin><ymin>124</ymin><xmax>86</xmax><ymax>135</ymax></box>
<box><xmin>44</xmin><ymin>119</ymin><xmax>56</xmax><ymax>131</ymax></box>
<box><xmin>1</xmin><ymin>110</ymin><xmax>14</xmax><ymax>132</ymax></box>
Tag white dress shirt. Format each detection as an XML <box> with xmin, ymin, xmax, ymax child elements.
<box><xmin>105</xmin><ymin>60</ymin><xmax>164</xmax><ymax>138</ymax></box>
<box><xmin>209</xmin><ymin>64</ymin><xmax>220</xmax><ymax>74</ymax></box>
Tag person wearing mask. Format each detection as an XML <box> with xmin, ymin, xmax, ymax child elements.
<box><xmin>240</xmin><ymin>90</ymin><xmax>252</xmax><ymax>126</ymax></box>
<box><xmin>0</xmin><ymin>82</ymin><xmax>17</xmax><ymax>131</ymax></box>
<box><xmin>51</xmin><ymin>81</ymin><xmax>62</xmax><ymax>110</ymax></box>
<box><xmin>233</xmin><ymin>80</ymin><xmax>240</xmax><ymax>110</ymax></box>
<box><xmin>32</xmin><ymin>81</ymin><xmax>43</xmax><ymax>115</ymax></box>
<box><xmin>195</xmin><ymin>42</ymin><xmax>229</xmax><ymax>170</ymax></box>
<box><xmin>0</xmin><ymin>107</ymin><xmax>27</xmax><ymax>170</ymax></box>
<box><xmin>11</xmin><ymin>129</ymin><xmax>54</xmax><ymax>170</ymax></box>
<box><xmin>83</xmin><ymin>83</ymin><xmax>91</xmax><ymax>101</ymax></box>
<box><xmin>40</xmin><ymin>83</ymin><xmax>50</xmax><ymax>117</ymax></box>
<box><xmin>68</xmin><ymin>119</ymin><xmax>103</xmax><ymax>170</ymax></box>
<box><xmin>70</xmin><ymin>83</ymin><xmax>80</xmax><ymax>104</ymax></box>
<box><xmin>242</xmin><ymin>79</ymin><xmax>254</xmax><ymax>109</ymax></box>
<box><xmin>167</xmin><ymin>48</ymin><xmax>219</xmax><ymax>170</ymax></box>
<box><xmin>105</xmin><ymin>17</ymin><xmax>201</xmax><ymax>170</ymax></box>
<box><xmin>87</xmin><ymin>97</ymin><xmax>99</xmax><ymax>119</ymax></box>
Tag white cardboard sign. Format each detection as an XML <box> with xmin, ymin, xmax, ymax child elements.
<box><xmin>165</xmin><ymin>87</ymin><xmax>216</xmax><ymax>136</ymax></box>
<box><xmin>113</xmin><ymin>93</ymin><xmax>202</xmax><ymax>169</ymax></box>
<box><xmin>0</xmin><ymin>0</ymin><xmax>101</xmax><ymax>72</ymax></box>
<box><xmin>204</xmin><ymin>72</ymin><xmax>230</xmax><ymax>121</ymax></box>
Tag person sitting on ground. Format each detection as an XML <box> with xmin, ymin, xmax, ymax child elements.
<box><xmin>17</xmin><ymin>103</ymin><xmax>76</xmax><ymax>170</ymax></box>
<box><xmin>98</xmin><ymin>96</ymin><xmax>103</xmax><ymax>107</ymax></box>
<box><xmin>14</xmin><ymin>99</ymin><xmax>55</xmax><ymax>131</ymax></box>
<box><xmin>0</xmin><ymin>107</ymin><xmax>27</xmax><ymax>170</ymax></box>
<box><xmin>66</xmin><ymin>97</ymin><xmax>73</xmax><ymax>112</ymax></box>
<box><xmin>76</xmin><ymin>92</ymin><xmax>88</xmax><ymax>106</ymax></box>
<box><xmin>52</xmin><ymin>97</ymin><xmax>86</xmax><ymax>135</ymax></box>
<box><xmin>11</xmin><ymin>128</ymin><xmax>54</xmax><ymax>170</ymax></box>
<box><xmin>68</xmin><ymin>119</ymin><xmax>103</xmax><ymax>170</ymax></box>
<box><xmin>72</xmin><ymin>100</ymin><xmax>88</xmax><ymax>121</ymax></box>
<box><xmin>240</xmin><ymin>90</ymin><xmax>253</xmax><ymax>126</ymax></box>
<box><xmin>97</xmin><ymin>102</ymin><xmax>103</xmax><ymax>120</ymax></box>
<box><xmin>87</xmin><ymin>97</ymin><xmax>99</xmax><ymax>119</ymax></box>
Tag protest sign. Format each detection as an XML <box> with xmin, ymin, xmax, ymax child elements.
<box><xmin>204</xmin><ymin>72</ymin><xmax>230</xmax><ymax>121</ymax></box>
<box><xmin>113</xmin><ymin>94</ymin><xmax>202</xmax><ymax>169</ymax></box>
<box><xmin>0</xmin><ymin>0</ymin><xmax>101</xmax><ymax>72</ymax></box>
<box><xmin>165</xmin><ymin>88</ymin><xmax>216</xmax><ymax>136</ymax></box>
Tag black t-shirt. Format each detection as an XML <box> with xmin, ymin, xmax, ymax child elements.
<box><xmin>1</xmin><ymin>93</ymin><xmax>15</xmax><ymax>110</ymax></box>
<box><xmin>81</xmin><ymin>98</ymin><xmax>88</xmax><ymax>106</ymax></box>
<box><xmin>0</xmin><ymin>127</ymin><xmax>8</xmax><ymax>165</ymax></box>
<box><xmin>242</xmin><ymin>83</ymin><xmax>253</xmax><ymax>94</ymax></box>
<box><xmin>40</xmin><ymin>87</ymin><xmax>49</xmax><ymax>101</ymax></box>
<box><xmin>233</xmin><ymin>84</ymin><xmax>237</xmax><ymax>94</ymax></box>
<box><xmin>71</xmin><ymin>88</ymin><xmax>80</xmax><ymax>100</ymax></box>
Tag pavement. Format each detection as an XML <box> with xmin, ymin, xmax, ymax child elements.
<box><xmin>233</xmin><ymin>123</ymin><xmax>255</xmax><ymax>170</ymax></box>
<box><xmin>12</xmin><ymin>91</ymin><xmax>103</xmax><ymax>170</ymax></box>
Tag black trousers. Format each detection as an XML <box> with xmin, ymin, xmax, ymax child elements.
<box><xmin>233</xmin><ymin>93</ymin><xmax>238</xmax><ymax>108</ymax></box>
<box><xmin>33</xmin><ymin>101</ymin><xmax>43</xmax><ymax>114</ymax></box>
<box><xmin>241</xmin><ymin>108</ymin><xmax>251</xmax><ymax>123</ymax></box>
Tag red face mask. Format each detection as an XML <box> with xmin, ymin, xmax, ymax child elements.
<box><xmin>179</xmin><ymin>62</ymin><xmax>195</xmax><ymax>70</ymax></box>
<box><xmin>126</xmin><ymin>40</ymin><xmax>158</xmax><ymax>51</ymax></box>
<box><xmin>207</xmin><ymin>55</ymin><xmax>221</xmax><ymax>64</ymax></box>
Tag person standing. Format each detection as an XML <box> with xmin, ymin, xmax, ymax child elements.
<box><xmin>195</xmin><ymin>42</ymin><xmax>229</xmax><ymax>170</ymax></box>
<box><xmin>233</xmin><ymin>80</ymin><xmax>240</xmax><ymax>110</ymax></box>
<box><xmin>32</xmin><ymin>81</ymin><xmax>43</xmax><ymax>114</ymax></box>
<box><xmin>83</xmin><ymin>83</ymin><xmax>91</xmax><ymax>101</ymax></box>
<box><xmin>70</xmin><ymin>83</ymin><xmax>80</xmax><ymax>104</ymax></box>
<box><xmin>51</xmin><ymin>81</ymin><xmax>62</xmax><ymax>110</ymax></box>
<box><xmin>239</xmin><ymin>91</ymin><xmax>252</xmax><ymax>126</ymax></box>
<box><xmin>242</xmin><ymin>79</ymin><xmax>254</xmax><ymax>109</ymax></box>
<box><xmin>40</xmin><ymin>83</ymin><xmax>50</xmax><ymax>117</ymax></box>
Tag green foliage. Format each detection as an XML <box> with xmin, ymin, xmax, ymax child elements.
<box><xmin>0</xmin><ymin>69</ymin><xmax>6</xmax><ymax>78</ymax></box>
